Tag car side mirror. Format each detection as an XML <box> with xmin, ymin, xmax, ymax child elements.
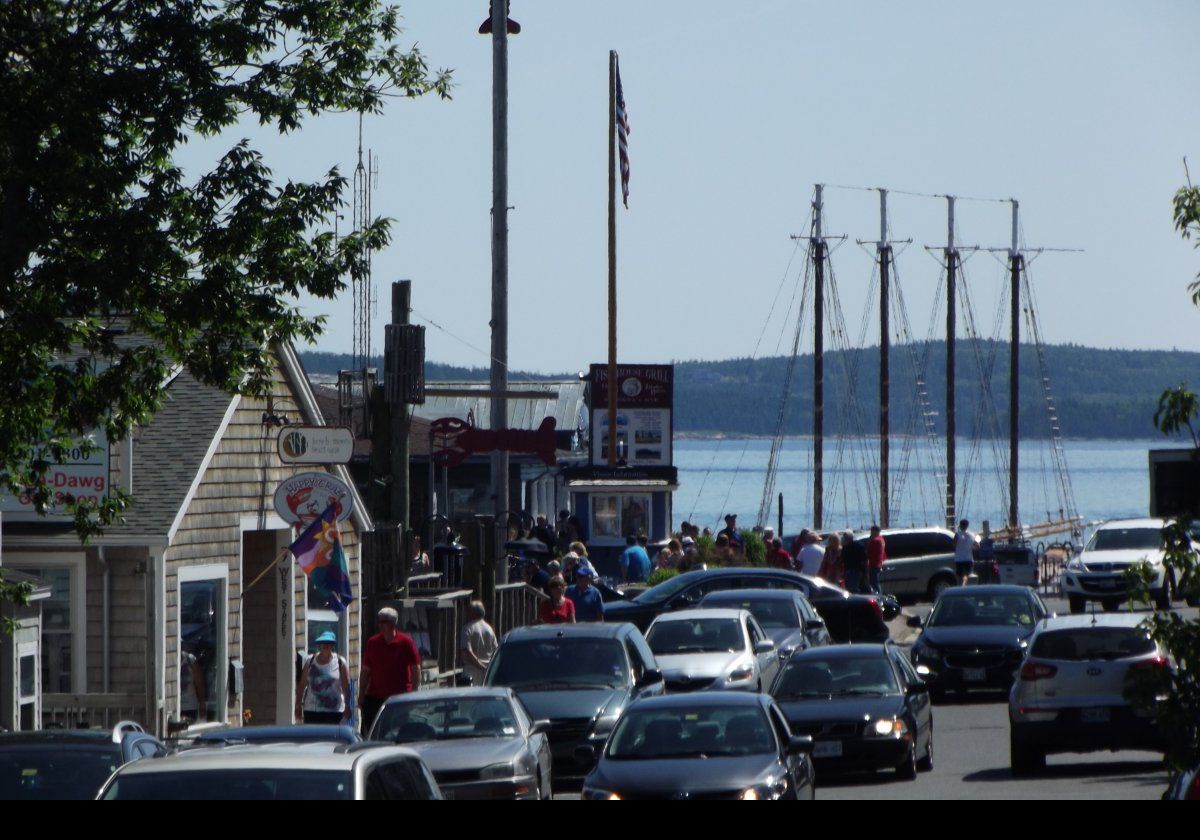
<box><xmin>636</xmin><ymin>669</ymin><xmax>663</xmax><ymax>689</ymax></box>
<box><xmin>787</xmin><ymin>735</ymin><xmax>813</xmax><ymax>755</ymax></box>
<box><xmin>906</xmin><ymin>615</ymin><xmax>924</xmax><ymax>628</ymax></box>
<box><xmin>807</xmin><ymin>617</ymin><xmax>825</xmax><ymax>630</ymax></box>
<box><xmin>754</xmin><ymin>640</ymin><xmax>776</xmax><ymax>654</ymax></box>
<box><xmin>574</xmin><ymin>744</ymin><xmax>596</xmax><ymax>764</ymax></box>
<box><xmin>530</xmin><ymin>720</ymin><xmax>552</xmax><ymax>735</ymax></box>
<box><xmin>905</xmin><ymin>681</ymin><xmax>929</xmax><ymax>695</ymax></box>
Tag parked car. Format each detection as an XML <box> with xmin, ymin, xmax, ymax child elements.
<box><xmin>855</xmin><ymin>527</ymin><xmax>961</xmax><ymax>601</ymax></box>
<box><xmin>484</xmin><ymin>623</ymin><xmax>664</xmax><ymax>784</ymax></box>
<box><xmin>973</xmin><ymin>541</ymin><xmax>1040</xmax><ymax>589</ymax></box>
<box><xmin>1165</xmin><ymin>764</ymin><xmax>1200</xmax><ymax>800</ymax></box>
<box><xmin>98</xmin><ymin>742</ymin><xmax>441</xmax><ymax>800</ymax></box>
<box><xmin>368</xmin><ymin>687</ymin><xmax>553</xmax><ymax>800</ymax></box>
<box><xmin>699</xmin><ymin>588</ymin><xmax>832</xmax><ymax>655</ymax></box>
<box><xmin>770</xmin><ymin>644</ymin><xmax>933</xmax><ymax>780</ymax></box>
<box><xmin>0</xmin><ymin>721</ymin><xmax>164</xmax><ymax>800</ymax></box>
<box><xmin>1060</xmin><ymin>518</ymin><xmax>1183</xmax><ymax>613</ymax></box>
<box><xmin>191</xmin><ymin>724</ymin><xmax>360</xmax><ymax>746</ymax></box>
<box><xmin>645</xmin><ymin>608</ymin><xmax>781</xmax><ymax>693</ymax></box>
<box><xmin>909</xmin><ymin>585</ymin><xmax>1050</xmax><ymax>698</ymax></box>
<box><xmin>603</xmin><ymin>568</ymin><xmax>895</xmax><ymax>643</ymax></box>
<box><xmin>580</xmin><ymin>692</ymin><xmax>814</xmax><ymax>800</ymax></box>
<box><xmin>1008</xmin><ymin>613</ymin><xmax>1168</xmax><ymax>775</ymax></box>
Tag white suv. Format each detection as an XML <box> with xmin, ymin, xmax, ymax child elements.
<box><xmin>1060</xmin><ymin>518</ymin><xmax>1177</xmax><ymax>613</ymax></box>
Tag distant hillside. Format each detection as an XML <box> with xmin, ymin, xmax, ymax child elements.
<box><xmin>299</xmin><ymin>342</ymin><xmax>1200</xmax><ymax>440</ymax></box>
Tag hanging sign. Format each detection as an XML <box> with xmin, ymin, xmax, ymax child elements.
<box><xmin>277</xmin><ymin>425</ymin><xmax>354</xmax><ymax>465</ymax></box>
<box><xmin>430</xmin><ymin>416</ymin><xmax>557</xmax><ymax>467</ymax></box>
<box><xmin>273</xmin><ymin>471</ymin><xmax>354</xmax><ymax>527</ymax></box>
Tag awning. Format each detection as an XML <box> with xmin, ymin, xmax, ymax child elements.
<box><xmin>566</xmin><ymin>479</ymin><xmax>678</xmax><ymax>492</ymax></box>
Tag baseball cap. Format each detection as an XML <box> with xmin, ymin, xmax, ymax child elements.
<box><xmin>315</xmin><ymin>631</ymin><xmax>337</xmax><ymax>644</ymax></box>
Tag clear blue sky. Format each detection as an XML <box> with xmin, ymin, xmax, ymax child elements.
<box><xmin>181</xmin><ymin>1</ymin><xmax>1200</xmax><ymax>373</ymax></box>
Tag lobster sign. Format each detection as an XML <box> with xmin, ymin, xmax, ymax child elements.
<box><xmin>430</xmin><ymin>416</ymin><xmax>557</xmax><ymax>467</ymax></box>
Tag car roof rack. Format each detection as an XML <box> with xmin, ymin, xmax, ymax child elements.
<box><xmin>111</xmin><ymin>720</ymin><xmax>146</xmax><ymax>743</ymax></box>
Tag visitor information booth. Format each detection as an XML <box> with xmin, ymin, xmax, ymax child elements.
<box><xmin>564</xmin><ymin>364</ymin><xmax>677</xmax><ymax>578</ymax></box>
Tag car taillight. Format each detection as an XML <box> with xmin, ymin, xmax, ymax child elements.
<box><xmin>1128</xmin><ymin>656</ymin><xmax>1169</xmax><ymax>672</ymax></box>
<box><xmin>1187</xmin><ymin>773</ymin><xmax>1200</xmax><ymax>801</ymax></box>
<box><xmin>865</xmin><ymin>598</ymin><xmax>883</xmax><ymax>621</ymax></box>
<box><xmin>1020</xmin><ymin>661</ymin><xmax>1058</xmax><ymax>681</ymax></box>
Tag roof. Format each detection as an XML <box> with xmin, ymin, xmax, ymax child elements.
<box><xmin>412</xmin><ymin>380</ymin><xmax>587</xmax><ymax>431</ymax></box>
<box><xmin>627</xmin><ymin>692</ymin><xmax>768</xmax><ymax>711</ymax></box>
<box><xmin>652</xmin><ymin>608</ymin><xmax>747</xmax><ymax>622</ymax></box>
<box><xmin>1094</xmin><ymin>518</ymin><xmax>1167</xmax><ymax>530</ymax></box>
<box><xmin>381</xmin><ymin>687</ymin><xmax>514</xmax><ymax>705</ymax></box>
<box><xmin>936</xmin><ymin>585</ymin><xmax>1038</xmax><ymax>597</ymax></box>
<box><xmin>788</xmin><ymin>644</ymin><xmax>890</xmax><ymax>660</ymax></box>
<box><xmin>113</xmin><ymin>742</ymin><xmax>417</xmax><ymax>774</ymax></box>
<box><xmin>566</xmin><ymin>479</ymin><xmax>679</xmax><ymax>491</ymax></box>
<box><xmin>701</xmin><ymin>589</ymin><xmax>803</xmax><ymax>602</ymax></box>
<box><xmin>503</xmin><ymin>622</ymin><xmax>631</xmax><ymax>642</ymax></box>
<box><xmin>0</xmin><ymin>730</ymin><xmax>122</xmax><ymax>748</ymax></box>
<box><xmin>191</xmin><ymin>725</ymin><xmax>359</xmax><ymax>744</ymax></box>
<box><xmin>1036</xmin><ymin>613</ymin><xmax>1152</xmax><ymax>631</ymax></box>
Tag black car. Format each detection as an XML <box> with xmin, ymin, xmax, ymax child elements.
<box><xmin>908</xmin><ymin>585</ymin><xmax>1050</xmax><ymax>697</ymax></box>
<box><xmin>603</xmin><ymin>567</ymin><xmax>896</xmax><ymax>643</ymax></box>
<box><xmin>699</xmin><ymin>589</ymin><xmax>833</xmax><ymax>656</ymax></box>
<box><xmin>771</xmin><ymin>644</ymin><xmax>933</xmax><ymax>780</ymax></box>
<box><xmin>0</xmin><ymin>722</ymin><xmax>165</xmax><ymax>800</ymax></box>
<box><xmin>190</xmin><ymin>724</ymin><xmax>360</xmax><ymax>746</ymax></box>
<box><xmin>581</xmin><ymin>692</ymin><xmax>814</xmax><ymax>800</ymax></box>
<box><xmin>485</xmin><ymin>623</ymin><xmax>664</xmax><ymax>784</ymax></box>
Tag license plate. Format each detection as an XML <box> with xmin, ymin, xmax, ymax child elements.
<box><xmin>1096</xmin><ymin>579</ymin><xmax>1117</xmax><ymax>590</ymax></box>
<box><xmin>813</xmin><ymin>740</ymin><xmax>843</xmax><ymax>758</ymax></box>
<box><xmin>963</xmin><ymin>668</ymin><xmax>987</xmax><ymax>682</ymax></box>
<box><xmin>1080</xmin><ymin>707</ymin><xmax>1111</xmax><ymax>724</ymax></box>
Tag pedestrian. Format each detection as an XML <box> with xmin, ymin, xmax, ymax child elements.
<box><xmin>955</xmin><ymin>518</ymin><xmax>977</xmax><ymax>586</ymax></box>
<box><xmin>555</xmin><ymin>509</ymin><xmax>574</xmax><ymax>555</ymax></box>
<box><xmin>459</xmin><ymin>601</ymin><xmax>499</xmax><ymax>687</ymax></box>
<box><xmin>867</xmin><ymin>525</ymin><xmax>887</xmax><ymax>595</ymax></box>
<box><xmin>409</xmin><ymin>535</ymin><xmax>431</xmax><ymax>574</ymax></box>
<box><xmin>680</xmin><ymin>535</ymin><xmax>698</xmax><ymax>571</ymax></box>
<box><xmin>358</xmin><ymin>607</ymin><xmax>421</xmax><ymax>736</ymax></box>
<box><xmin>295</xmin><ymin>631</ymin><xmax>351</xmax><ymax>725</ymax></box>
<box><xmin>718</xmin><ymin>514</ymin><xmax>743</xmax><ymax>552</ymax></box>
<box><xmin>841</xmin><ymin>530</ymin><xmax>868</xmax><ymax>594</ymax></box>
<box><xmin>566</xmin><ymin>567</ymin><xmax>605</xmax><ymax>622</ymax></box>
<box><xmin>523</xmin><ymin>557</ymin><xmax>550</xmax><ymax>592</ymax></box>
<box><xmin>665</xmin><ymin>538</ymin><xmax>684</xmax><ymax>567</ymax></box>
<box><xmin>532</xmin><ymin>514</ymin><xmax>555</xmax><ymax>550</ymax></box>
<box><xmin>714</xmin><ymin>533</ymin><xmax>736</xmax><ymax>565</ymax></box>
<box><xmin>539</xmin><ymin>574</ymin><xmax>576</xmax><ymax>624</ymax></box>
<box><xmin>797</xmin><ymin>530</ymin><xmax>826</xmax><ymax>577</ymax></box>
<box><xmin>818</xmin><ymin>533</ymin><xmax>843</xmax><ymax>586</ymax></box>
<box><xmin>766</xmin><ymin>536</ymin><xmax>792</xmax><ymax>569</ymax></box>
<box><xmin>619</xmin><ymin>534</ymin><xmax>651</xmax><ymax>583</ymax></box>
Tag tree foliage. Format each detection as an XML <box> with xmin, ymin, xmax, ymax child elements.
<box><xmin>0</xmin><ymin>1</ymin><xmax>450</xmax><ymax>535</ymax></box>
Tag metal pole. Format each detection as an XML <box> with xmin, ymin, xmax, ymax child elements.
<box><xmin>489</xmin><ymin>1</ymin><xmax>510</xmax><ymax>582</ymax></box>
<box><xmin>607</xmin><ymin>51</ymin><xmax>619</xmax><ymax>468</ymax></box>
<box><xmin>1009</xmin><ymin>200</ymin><xmax>1021</xmax><ymax>530</ymax></box>
<box><xmin>389</xmin><ymin>282</ymin><xmax>411</xmax><ymax>531</ymax></box>
<box><xmin>812</xmin><ymin>185</ymin><xmax>825</xmax><ymax>532</ymax></box>
<box><xmin>945</xmin><ymin>196</ymin><xmax>957</xmax><ymax>528</ymax></box>
<box><xmin>777</xmin><ymin>492</ymin><xmax>784</xmax><ymax>541</ymax></box>
<box><xmin>878</xmin><ymin>189</ymin><xmax>890</xmax><ymax>529</ymax></box>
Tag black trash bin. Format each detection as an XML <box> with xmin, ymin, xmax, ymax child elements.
<box><xmin>434</xmin><ymin>543</ymin><xmax>469</xmax><ymax>589</ymax></box>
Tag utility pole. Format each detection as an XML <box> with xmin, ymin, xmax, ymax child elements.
<box><xmin>811</xmin><ymin>185</ymin><xmax>826</xmax><ymax>532</ymax></box>
<box><xmin>488</xmin><ymin>0</ymin><xmax>510</xmax><ymax>582</ymax></box>
<box><xmin>389</xmin><ymin>281</ymin><xmax>412</xmax><ymax>530</ymax></box>
<box><xmin>944</xmin><ymin>197</ymin><xmax>958</xmax><ymax>529</ymax></box>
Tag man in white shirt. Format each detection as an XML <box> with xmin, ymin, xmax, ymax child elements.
<box><xmin>459</xmin><ymin>601</ymin><xmax>499</xmax><ymax>686</ymax></box>
<box><xmin>797</xmin><ymin>530</ymin><xmax>826</xmax><ymax>577</ymax></box>
<box><xmin>954</xmin><ymin>519</ymin><xmax>977</xmax><ymax>586</ymax></box>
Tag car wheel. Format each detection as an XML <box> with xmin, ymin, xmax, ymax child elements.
<box><xmin>1068</xmin><ymin>594</ymin><xmax>1086</xmax><ymax>615</ymax></box>
<box><xmin>1010</xmin><ymin>734</ymin><xmax>1045</xmax><ymax>777</ymax></box>
<box><xmin>928</xmin><ymin>575</ymin><xmax>955</xmax><ymax>602</ymax></box>
<box><xmin>917</xmin><ymin>730</ymin><xmax>934</xmax><ymax>772</ymax></box>
<box><xmin>1187</xmin><ymin>591</ymin><xmax>1200</xmax><ymax>608</ymax></box>
<box><xmin>896</xmin><ymin>743</ymin><xmax>918</xmax><ymax>780</ymax></box>
<box><xmin>1102</xmin><ymin>598</ymin><xmax>1121</xmax><ymax>612</ymax></box>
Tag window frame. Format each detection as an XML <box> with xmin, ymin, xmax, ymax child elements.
<box><xmin>177</xmin><ymin>564</ymin><xmax>229</xmax><ymax>731</ymax></box>
<box><xmin>7</xmin><ymin>553</ymin><xmax>86</xmax><ymax>694</ymax></box>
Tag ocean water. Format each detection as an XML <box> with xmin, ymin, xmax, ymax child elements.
<box><xmin>674</xmin><ymin>437</ymin><xmax>1188</xmax><ymax>536</ymax></box>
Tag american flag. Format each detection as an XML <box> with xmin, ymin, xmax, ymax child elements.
<box><xmin>615</xmin><ymin>54</ymin><xmax>630</xmax><ymax>208</ymax></box>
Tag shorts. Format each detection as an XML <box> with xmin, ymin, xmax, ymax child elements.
<box><xmin>956</xmin><ymin>561</ymin><xmax>973</xmax><ymax>578</ymax></box>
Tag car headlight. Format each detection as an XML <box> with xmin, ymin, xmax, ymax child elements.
<box><xmin>480</xmin><ymin>762</ymin><xmax>515</xmax><ymax>780</ymax></box>
<box><xmin>868</xmin><ymin>718</ymin><xmax>908</xmax><ymax>737</ymax></box>
<box><xmin>583</xmin><ymin>787</ymin><xmax>621</xmax><ymax>800</ymax></box>
<box><xmin>912</xmin><ymin>641</ymin><xmax>939</xmax><ymax>660</ymax></box>
<box><xmin>728</xmin><ymin>666</ymin><xmax>755</xmax><ymax>683</ymax></box>
<box><xmin>1066</xmin><ymin>559</ymin><xmax>1085</xmax><ymax>572</ymax></box>
<box><xmin>740</xmin><ymin>784</ymin><xmax>780</xmax><ymax>800</ymax></box>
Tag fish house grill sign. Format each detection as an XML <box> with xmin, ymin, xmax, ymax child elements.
<box><xmin>588</xmin><ymin>364</ymin><xmax>674</xmax><ymax>468</ymax></box>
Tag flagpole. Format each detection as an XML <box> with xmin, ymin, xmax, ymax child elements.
<box><xmin>607</xmin><ymin>50</ymin><xmax>618</xmax><ymax>467</ymax></box>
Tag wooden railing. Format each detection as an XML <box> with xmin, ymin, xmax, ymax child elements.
<box><xmin>493</xmin><ymin>582</ymin><xmax>546</xmax><ymax>639</ymax></box>
<box><xmin>42</xmin><ymin>693</ymin><xmax>147</xmax><ymax>730</ymax></box>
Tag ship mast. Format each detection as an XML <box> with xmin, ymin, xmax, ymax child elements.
<box><xmin>1008</xmin><ymin>199</ymin><xmax>1022</xmax><ymax>531</ymax></box>
<box><xmin>811</xmin><ymin>185</ymin><xmax>827</xmax><ymax>531</ymax></box>
<box><xmin>944</xmin><ymin>196</ymin><xmax>958</xmax><ymax>528</ymax></box>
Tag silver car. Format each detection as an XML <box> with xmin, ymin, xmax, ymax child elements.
<box><xmin>97</xmin><ymin>742</ymin><xmax>441</xmax><ymax>799</ymax></box>
<box><xmin>1008</xmin><ymin>613</ymin><xmax>1168</xmax><ymax>775</ymax></box>
<box><xmin>368</xmin><ymin>687</ymin><xmax>553</xmax><ymax>800</ymax></box>
<box><xmin>646</xmin><ymin>608</ymin><xmax>780</xmax><ymax>693</ymax></box>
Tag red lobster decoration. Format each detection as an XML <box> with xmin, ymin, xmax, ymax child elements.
<box><xmin>430</xmin><ymin>416</ymin><xmax>557</xmax><ymax>467</ymax></box>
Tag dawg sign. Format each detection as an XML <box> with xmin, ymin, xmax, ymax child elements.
<box><xmin>272</xmin><ymin>472</ymin><xmax>354</xmax><ymax>529</ymax></box>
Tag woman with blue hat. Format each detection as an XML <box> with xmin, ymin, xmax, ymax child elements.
<box><xmin>295</xmin><ymin>630</ymin><xmax>351</xmax><ymax>724</ymax></box>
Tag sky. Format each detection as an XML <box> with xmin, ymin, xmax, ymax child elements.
<box><xmin>179</xmin><ymin>1</ymin><xmax>1200</xmax><ymax>374</ymax></box>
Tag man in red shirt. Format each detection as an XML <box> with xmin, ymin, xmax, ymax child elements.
<box><xmin>866</xmin><ymin>525</ymin><xmax>887</xmax><ymax>595</ymax></box>
<box><xmin>358</xmin><ymin>606</ymin><xmax>421</xmax><ymax>736</ymax></box>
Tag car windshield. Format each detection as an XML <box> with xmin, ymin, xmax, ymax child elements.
<box><xmin>0</xmin><ymin>745</ymin><xmax>121</xmax><ymax>800</ymax></box>
<box><xmin>487</xmin><ymin>638</ymin><xmax>629</xmax><ymax>690</ymax></box>
<box><xmin>928</xmin><ymin>593</ymin><xmax>1035</xmax><ymax>627</ymax></box>
<box><xmin>632</xmin><ymin>572</ymin><xmax>703</xmax><ymax>604</ymax></box>
<box><xmin>606</xmin><ymin>707</ymin><xmax>775</xmax><ymax>759</ymax></box>
<box><xmin>102</xmin><ymin>768</ymin><xmax>353</xmax><ymax>800</ymax></box>
<box><xmin>373</xmin><ymin>697</ymin><xmax>520</xmax><ymax>742</ymax></box>
<box><xmin>704</xmin><ymin>598</ymin><xmax>799</xmax><ymax>630</ymax></box>
<box><xmin>773</xmin><ymin>655</ymin><xmax>900</xmax><ymax>698</ymax></box>
<box><xmin>1030</xmin><ymin>628</ymin><xmax>1157</xmax><ymax>661</ymax></box>
<box><xmin>1086</xmin><ymin>528</ymin><xmax>1163</xmax><ymax>552</ymax></box>
<box><xmin>647</xmin><ymin>618</ymin><xmax>744</xmax><ymax>655</ymax></box>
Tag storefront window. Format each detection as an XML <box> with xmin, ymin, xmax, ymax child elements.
<box><xmin>591</xmin><ymin>496</ymin><xmax>620</xmax><ymax>539</ymax></box>
<box><xmin>10</xmin><ymin>563</ymin><xmax>81</xmax><ymax>693</ymax></box>
<box><xmin>306</xmin><ymin>577</ymin><xmax>347</xmax><ymax>658</ymax></box>
<box><xmin>590</xmin><ymin>495</ymin><xmax>652</xmax><ymax>542</ymax></box>
<box><xmin>180</xmin><ymin>577</ymin><xmax>224</xmax><ymax>724</ymax></box>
